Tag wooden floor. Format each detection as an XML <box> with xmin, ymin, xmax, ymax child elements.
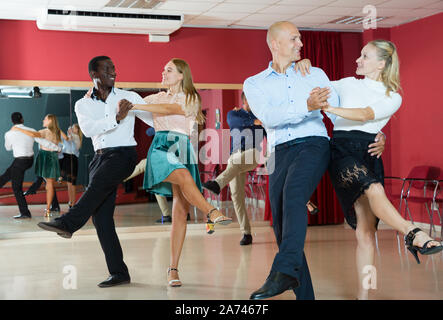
<box><xmin>0</xmin><ymin>201</ymin><xmax>442</xmax><ymax>300</ymax></box>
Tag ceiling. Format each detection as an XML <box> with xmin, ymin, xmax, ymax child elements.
<box><xmin>0</xmin><ymin>0</ymin><xmax>442</xmax><ymax>32</ymax></box>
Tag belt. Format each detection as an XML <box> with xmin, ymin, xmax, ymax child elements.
<box><xmin>275</xmin><ymin>138</ymin><xmax>307</xmax><ymax>151</ymax></box>
<box><xmin>15</xmin><ymin>156</ymin><xmax>34</xmax><ymax>160</ymax></box>
<box><xmin>95</xmin><ymin>146</ymin><xmax>135</xmax><ymax>155</ymax></box>
<box><xmin>274</xmin><ymin>136</ymin><xmax>328</xmax><ymax>151</ymax></box>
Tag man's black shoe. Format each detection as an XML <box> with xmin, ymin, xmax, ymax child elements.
<box><xmin>50</xmin><ymin>207</ymin><xmax>60</xmax><ymax>212</ymax></box>
<box><xmin>202</xmin><ymin>180</ymin><xmax>221</xmax><ymax>195</ymax></box>
<box><xmin>23</xmin><ymin>190</ymin><xmax>36</xmax><ymax>196</ymax></box>
<box><xmin>13</xmin><ymin>214</ymin><xmax>31</xmax><ymax>219</ymax></box>
<box><xmin>240</xmin><ymin>234</ymin><xmax>253</xmax><ymax>246</ymax></box>
<box><xmin>98</xmin><ymin>274</ymin><xmax>130</xmax><ymax>288</ymax></box>
<box><xmin>37</xmin><ymin>220</ymin><xmax>72</xmax><ymax>239</ymax></box>
<box><xmin>250</xmin><ymin>271</ymin><xmax>299</xmax><ymax>300</ymax></box>
<box><xmin>155</xmin><ymin>216</ymin><xmax>172</xmax><ymax>224</ymax></box>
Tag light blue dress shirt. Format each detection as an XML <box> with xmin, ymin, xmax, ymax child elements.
<box><xmin>243</xmin><ymin>62</ymin><xmax>339</xmax><ymax>151</ymax></box>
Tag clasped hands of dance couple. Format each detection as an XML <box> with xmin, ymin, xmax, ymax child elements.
<box><xmin>118</xmin><ymin>99</ymin><xmax>231</xmax><ymax>227</ymax></box>
<box><xmin>106</xmin><ymin>96</ymin><xmax>233</xmax><ymax>232</ymax></box>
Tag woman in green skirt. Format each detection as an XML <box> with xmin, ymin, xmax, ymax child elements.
<box><xmin>130</xmin><ymin>58</ymin><xmax>232</xmax><ymax>287</ymax></box>
<box><xmin>13</xmin><ymin>114</ymin><xmax>62</xmax><ymax>217</ymax></box>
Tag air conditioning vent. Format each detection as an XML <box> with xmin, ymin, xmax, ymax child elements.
<box><xmin>47</xmin><ymin>9</ymin><xmax>181</xmax><ymax>21</ymax></box>
<box><xmin>37</xmin><ymin>7</ymin><xmax>184</xmax><ymax>40</ymax></box>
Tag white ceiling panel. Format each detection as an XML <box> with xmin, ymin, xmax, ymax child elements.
<box><xmin>423</xmin><ymin>1</ymin><xmax>443</xmax><ymax>9</ymax></box>
<box><xmin>209</xmin><ymin>3</ymin><xmax>269</xmax><ymax>13</ymax></box>
<box><xmin>155</xmin><ymin>1</ymin><xmax>216</xmax><ymax>12</ymax></box>
<box><xmin>328</xmin><ymin>0</ymin><xmax>389</xmax><ymax>7</ymax></box>
<box><xmin>377</xmin><ymin>0</ymin><xmax>441</xmax><ymax>9</ymax></box>
<box><xmin>376</xmin><ymin>7</ymin><xmax>442</xmax><ymax>17</ymax></box>
<box><xmin>278</xmin><ymin>0</ymin><xmax>335</xmax><ymax>5</ymax></box>
<box><xmin>239</xmin><ymin>13</ymin><xmax>299</xmax><ymax>22</ymax></box>
<box><xmin>162</xmin><ymin>0</ymin><xmax>223</xmax><ymax>2</ymax></box>
<box><xmin>223</xmin><ymin>0</ymin><xmax>281</xmax><ymax>3</ymax></box>
<box><xmin>186</xmin><ymin>18</ymin><xmax>239</xmax><ymax>26</ymax></box>
<box><xmin>48</xmin><ymin>0</ymin><xmax>108</xmax><ymax>6</ymax></box>
<box><xmin>292</xmin><ymin>15</ymin><xmax>343</xmax><ymax>23</ymax></box>
<box><xmin>231</xmin><ymin>20</ymin><xmax>273</xmax><ymax>28</ymax></box>
<box><xmin>304</xmin><ymin>6</ymin><xmax>363</xmax><ymax>16</ymax></box>
<box><xmin>196</xmin><ymin>12</ymin><xmax>249</xmax><ymax>20</ymax></box>
<box><xmin>258</xmin><ymin>5</ymin><xmax>317</xmax><ymax>15</ymax></box>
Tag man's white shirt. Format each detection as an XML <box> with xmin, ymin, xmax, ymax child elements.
<box><xmin>4</xmin><ymin>124</ymin><xmax>60</xmax><ymax>158</ymax></box>
<box><xmin>74</xmin><ymin>88</ymin><xmax>153</xmax><ymax>152</ymax></box>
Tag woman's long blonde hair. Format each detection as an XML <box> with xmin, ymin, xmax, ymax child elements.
<box><xmin>71</xmin><ymin>123</ymin><xmax>83</xmax><ymax>147</ymax></box>
<box><xmin>369</xmin><ymin>39</ymin><xmax>401</xmax><ymax>96</ymax></box>
<box><xmin>171</xmin><ymin>58</ymin><xmax>205</xmax><ymax>125</ymax></box>
<box><xmin>46</xmin><ymin>114</ymin><xmax>61</xmax><ymax>144</ymax></box>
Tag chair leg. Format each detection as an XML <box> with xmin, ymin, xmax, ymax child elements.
<box><xmin>424</xmin><ymin>202</ymin><xmax>435</xmax><ymax>237</ymax></box>
<box><xmin>405</xmin><ymin>200</ymin><xmax>415</xmax><ymax>224</ymax></box>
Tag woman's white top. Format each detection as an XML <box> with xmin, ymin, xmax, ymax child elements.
<box><xmin>331</xmin><ymin>77</ymin><xmax>402</xmax><ymax>133</ymax></box>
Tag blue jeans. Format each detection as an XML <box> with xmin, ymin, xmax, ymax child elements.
<box><xmin>268</xmin><ymin>136</ymin><xmax>330</xmax><ymax>300</ymax></box>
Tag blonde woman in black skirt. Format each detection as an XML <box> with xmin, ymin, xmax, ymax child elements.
<box><xmin>13</xmin><ymin>114</ymin><xmax>62</xmax><ymax>217</ymax></box>
<box><xmin>127</xmin><ymin>58</ymin><xmax>232</xmax><ymax>287</ymax></box>
<box><xmin>297</xmin><ymin>40</ymin><xmax>442</xmax><ymax>299</ymax></box>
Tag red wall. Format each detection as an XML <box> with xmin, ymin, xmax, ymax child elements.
<box><xmin>0</xmin><ymin>19</ymin><xmax>271</xmax><ymax>83</ymax></box>
<box><xmin>0</xmin><ymin>19</ymin><xmax>360</xmax><ymax>84</ymax></box>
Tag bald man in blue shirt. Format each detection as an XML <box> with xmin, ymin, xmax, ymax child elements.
<box><xmin>244</xmin><ymin>21</ymin><xmax>339</xmax><ymax>300</ymax></box>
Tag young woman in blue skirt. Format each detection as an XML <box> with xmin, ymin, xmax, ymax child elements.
<box><xmin>130</xmin><ymin>58</ymin><xmax>232</xmax><ymax>287</ymax></box>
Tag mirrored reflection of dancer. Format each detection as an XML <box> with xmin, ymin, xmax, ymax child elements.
<box><xmin>60</xmin><ymin>123</ymin><xmax>83</xmax><ymax>208</ymax></box>
<box><xmin>13</xmin><ymin>114</ymin><xmax>62</xmax><ymax>217</ymax></box>
<box><xmin>129</xmin><ymin>58</ymin><xmax>232</xmax><ymax>287</ymax></box>
<box><xmin>2</xmin><ymin>112</ymin><xmax>60</xmax><ymax>219</ymax></box>
<box><xmin>37</xmin><ymin>56</ymin><xmax>154</xmax><ymax>288</ymax></box>
<box><xmin>297</xmin><ymin>39</ymin><xmax>443</xmax><ymax>300</ymax></box>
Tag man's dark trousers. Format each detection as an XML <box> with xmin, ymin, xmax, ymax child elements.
<box><xmin>0</xmin><ymin>157</ymin><xmax>34</xmax><ymax>216</ymax></box>
<box><xmin>56</xmin><ymin>147</ymin><xmax>137</xmax><ymax>277</ymax></box>
<box><xmin>268</xmin><ymin>136</ymin><xmax>330</xmax><ymax>300</ymax></box>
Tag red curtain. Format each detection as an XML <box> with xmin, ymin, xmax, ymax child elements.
<box><xmin>264</xmin><ymin>30</ymin><xmax>345</xmax><ymax>226</ymax></box>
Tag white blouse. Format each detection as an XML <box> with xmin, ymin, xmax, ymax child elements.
<box><xmin>331</xmin><ymin>77</ymin><xmax>402</xmax><ymax>134</ymax></box>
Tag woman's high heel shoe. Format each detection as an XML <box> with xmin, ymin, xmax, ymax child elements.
<box><xmin>44</xmin><ymin>209</ymin><xmax>51</xmax><ymax>218</ymax></box>
<box><xmin>206</xmin><ymin>208</ymin><xmax>232</xmax><ymax>234</ymax></box>
<box><xmin>307</xmin><ymin>201</ymin><xmax>319</xmax><ymax>215</ymax></box>
<box><xmin>404</xmin><ymin>227</ymin><xmax>443</xmax><ymax>264</ymax></box>
<box><xmin>167</xmin><ymin>267</ymin><xmax>182</xmax><ymax>287</ymax></box>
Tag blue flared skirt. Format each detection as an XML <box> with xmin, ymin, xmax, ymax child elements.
<box><xmin>143</xmin><ymin>131</ymin><xmax>202</xmax><ymax>197</ymax></box>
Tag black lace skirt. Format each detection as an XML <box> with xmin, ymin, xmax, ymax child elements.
<box><xmin>329</xmin><ymin>130</ymin><xmax>384</xmax><ymax>230</ymax></box>
<box><xmin>60</xmin><ymin>153</ymin><xmax>79</xmax><ymax>185</ymax></box>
